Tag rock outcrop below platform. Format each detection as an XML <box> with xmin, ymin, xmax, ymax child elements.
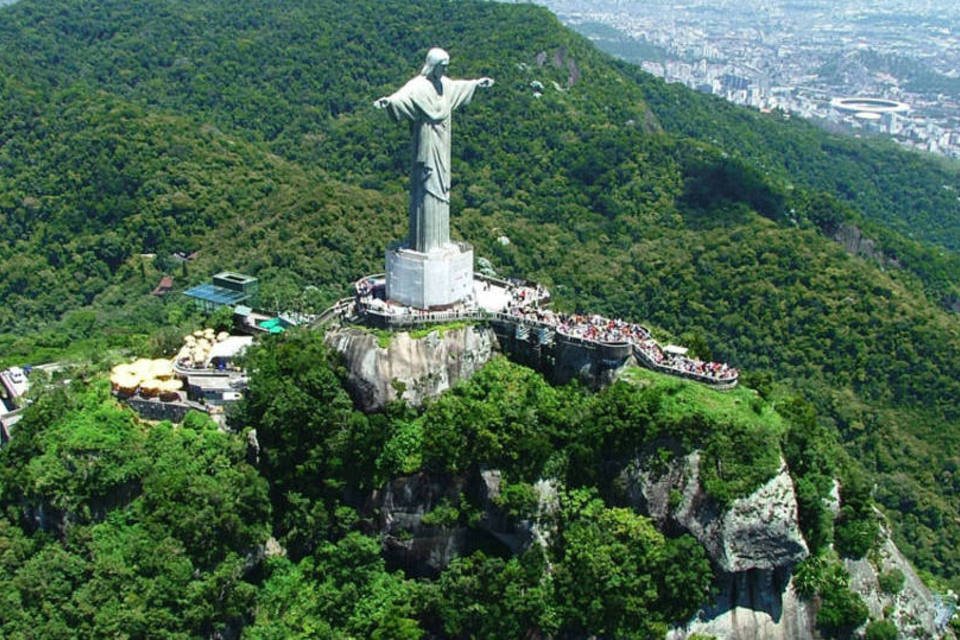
<box><xmin>624</xmin><ymin>452</ymin><xmax>808</xmax><ymax>573</ymax></box>
<box><xmin>325</xmin><ymin>324</ymin><xmax>496</xmax><ymax>412</ymax></box>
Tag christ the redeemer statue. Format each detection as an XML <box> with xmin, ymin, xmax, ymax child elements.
<box><xmin>374</xmin><ymin>48</ymin><xmax>493</xmax><ymax>254</ymax></box>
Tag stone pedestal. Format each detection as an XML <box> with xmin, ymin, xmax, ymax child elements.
<box><xmin>386</xmin><ymin>242</ymin><xmax>474</xmax><ymax>309</ymax></box>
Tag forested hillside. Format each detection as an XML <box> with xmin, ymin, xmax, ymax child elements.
<box><xmin>2</xmin><ymin>0</ymin><xmax>960</xmax><ymax>631</ymax></box>
<box><xmin>2</xmin><ymin>336</ymin><xmax>858</xmax><ymax>638</ymax></box>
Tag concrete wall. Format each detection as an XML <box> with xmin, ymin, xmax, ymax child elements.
<box><xmin>386</xmin><ymin>243</ymin><xmax>474</xmax><ymax>309</ymax></box>
<box><xmin>126</xmin><ymin>397</ymin><xmax>205</xmax><ymax>422</ymax></box>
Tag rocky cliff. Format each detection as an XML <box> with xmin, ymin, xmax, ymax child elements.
<box><xmin>631</xmin><ymin>454</ymin><xmax>950</xmax><ymax>640</ymax></box>
<box><xmin>832</xmin><ymin>222</ymin><xmax>901</xmax><ymax>270</ymax></box>
<box><xmin>364</xmin><ymin>453</ymin><xmax>951</xmax><ymax>639</ymax></box>
<box><xmin>362</xmin><ymin>469</ymin><xmax>549</xmax><ymax>576</ymax></box>
<box><xmin>668</xmin><ymin>567</ymin><xmax>818</xmax><ymax>640</ymax></box>
<box><xmin>367</xmin><ymin>455</ymin><xmax>809</xmax><ymax>617</ymax></box>
<box><xmin>324</xmin><ymin>325</ymin><xmax>496</xmax><ymax>412</ymax></box>
<box><xmin>845</xmin><ymin>531</ymin><xmax>953</xmax><ymax>639</ymax></box>
<box><xmin>333</xmin><ymin>325</ymin><xmax>951</xmax><ymax>638</ymax></box>
<box><xmin>668</xmin><ymin>530</ymin><xmax>954</xmax><ymax>640</ymax></box>
<box><xmin>623</xmin><ymin>452</ymin><xmax>808</xmax><ymax>573</ymax></box>
<box><xmin>623</xmin><ymin>452</ymin><xmax>818</xmax><ymax>638</ymax></box>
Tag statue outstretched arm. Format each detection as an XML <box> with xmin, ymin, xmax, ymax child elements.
<box><xmin>373</xmin><ymin>79</ymin><xmax>423</xmax><ymax>120</ymax></box>
<box><xmin>477</xmin><ymin>77</ymin><xmax>494</xmax><ymax>88</ymax></box>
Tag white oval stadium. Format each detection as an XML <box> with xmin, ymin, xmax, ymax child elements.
<box><xmin>830</xmin><ymin>96</ymin><xmax>910</xmax><ymax>116</ymax></box>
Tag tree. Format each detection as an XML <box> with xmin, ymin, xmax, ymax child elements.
<box><xmin>246</xmin><ymin>534</ymin><xmax>421</xmax><ymax>639</ymax></box>
<box><xmin>235</xmin><ymin>331</ymin><xmax>376</xmax><ymax>556</ymax></box>
<box><xmin>0</xmin><ymin>382</ymin><xmax>272</xmax><ymax>638</ymax></box>
<box><xmin>865</xmin><ymin>619</ymin><xmax>898</xmax><ymax>640</ymax></box>
<box><xmin>818</xmin><ymin>578</ymin><xmax>869</xmax><ymax>637</ymax></box>
<box><xmin>424</xmin><ymin>550</ymin><xmax>557</xmax><ymax>639</ymax></box>
<box><xmin>553</xmin><ymin>490</ymin><xmax>711</xmax><ymax>638</ymax></box>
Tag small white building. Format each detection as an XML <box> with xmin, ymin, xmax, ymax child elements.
<box><xmin>663</xmin><ymin>344</ymin><xmax>689</xmax><ymax>357</ymax></box>
<box><xmin>205</xmin><ymin>336</ymin><xmax>254</xmax><ymax>370</ymax></box>
<box><xmin>0</xmin><ymin>367</ymin><xmax>29</xmax><ymax>441</ymax></box>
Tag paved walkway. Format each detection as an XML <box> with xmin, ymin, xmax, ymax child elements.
<box><xmin>348</xmin><ymin>273</ymin><xmax>738</xmax><ymax>388</ymax></box>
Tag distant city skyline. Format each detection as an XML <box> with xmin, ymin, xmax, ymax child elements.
<box><xmin>535</xmin><ymin>0</ymin><xmax>960</xmax><ymax>157</ymax></box>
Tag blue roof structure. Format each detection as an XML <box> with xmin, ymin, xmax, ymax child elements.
<box><xmin>183</xmin><ymin>283</ymin><xmax>250</xmax><ymax>306</ymax></box>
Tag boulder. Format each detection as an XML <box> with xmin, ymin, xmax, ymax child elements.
<box><xmin>624</xmin><ymin>452</ymin><xmax>808</xmax><ymax>572</ymax></box>
<box><xmin>325</xmin><ymin>324</ymin><xmax>496</xmax><ymax>412</ymax></box>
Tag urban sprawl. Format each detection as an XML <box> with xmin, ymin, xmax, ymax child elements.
<box><xmin>540</xmin><ymin>0</ymin><xmax>960</xmax><ymax>158</ymax></box>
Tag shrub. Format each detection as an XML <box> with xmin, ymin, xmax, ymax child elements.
<box><xmin>878</xmin><ymin>568</ymin><xmax>905</xmax><ymax>595</ymax></box>
<box><xmin>865</xmin><ymin>619</ymin><xmax>898</xmax><ymax>640</ymax></box>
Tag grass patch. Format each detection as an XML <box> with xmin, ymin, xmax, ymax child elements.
<box><xmin>372</xmin><ymin>328</ymin><xmax>394</xmax><ymax>349</ymax></box>
<box><xmin>621</xmin><ymin>365</ymin><xmax>786</xmax><ymax>505</ymax></box>
<box><xmin>359</xmin><ymin>321</ymin><xmax>476</xmax><ymax>349</ymax></box>
<box><xmin>408</xmin><ymin>321</ymin><xmax>474</xmax><ymax>340</ymax></box>
<box><xmin>620</xmin><ymin>365</ymin><xmax>784</xmax><ymax>435</ymax></box>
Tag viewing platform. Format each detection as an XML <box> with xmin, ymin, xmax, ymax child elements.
<box><xmin>341</xmin><ymin>273</ymin><xmax>739</xmax><ymax>390</ymax></box>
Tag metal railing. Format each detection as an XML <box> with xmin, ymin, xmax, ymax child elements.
<box><xmin>326</xmin><ymin>282</ymin><xmax>738</xmax><ymax>390</ymax></box>
<box><xmin>632</xmin><ymin>346</ymin><xmax>739</xmax><ymax>389</ymax></box>
<box><xmin>360</xmin><ymin>306</ymin><xmax>489</xmax><ymax>327</ymax></box>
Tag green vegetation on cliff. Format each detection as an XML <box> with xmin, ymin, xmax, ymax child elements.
<box><xmin>1</xmin><ymin>339</ymin><xmax>732</xmax><ymax>638</ymax></box>
<box><xmin>0</xmin><ymin>384</ymin><xmax>270</xmax><ymax>637</ymax></box>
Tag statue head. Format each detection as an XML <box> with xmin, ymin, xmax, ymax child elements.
<box><xmin>420</xmin><ymin>47</ymin><xmax>450</xmax><ymax>79</ymax></box>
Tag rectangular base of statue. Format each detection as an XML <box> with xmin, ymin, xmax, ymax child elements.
<box><xmin>386</xmin><ymin>242</ymin><xmax>474</xmax><ymax>309</ymax></box>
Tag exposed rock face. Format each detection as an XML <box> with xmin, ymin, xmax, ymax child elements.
<box><xmin>714</xmin><ymin>465</ymin><xmax>810</xmax><ymax>572</ymax></box>
<box><xmin>845</xmin><ymin>532</ymin><xmax>953</xmax><ymax>639</ymax></box>
<box><xmin>529</xmin><ymin>478</ymin><xmax>560</xmax><ymax>552</ymax></box>
<box><xmin>638</xmin><ymin>455</ymin><xmax>951</xmax><ymax>640</ymax></box>
<box><xmin>474</xmin><ymin>469</ymin><xmax>534</xmax><ymax>555</ymax></box>
<box><xmin>624</xmin><ymin>452</ymin><xmax>808</xmax><ymax>572</ymax></box>
<box><xmin>534</xmin><ymin>47</ymin><xmax>581</xmax><ymax>87</ymax></box>
<box><xmin>674</xmin><ymin>529</ymin><xmax>956</xmax><ymax>640</ymax></box>
<box><xmin>23</xmin><ymin>479</ymin><xmax>141</xmax><ymax>538</ymax></box>
<box><xmin>364</xmin><ymin>469</ymin><xmax>559</xmax><ymax>577</ymax></box>
<box><xmin>365</xmin><ymin>471</ymin><xmax>516</xmax><ymax>577</ymax></box>
<box><xmin>325</xmin><ymin>324</ymin><xmax>495</xmax><ymax>412</ymax></box>
<box><xmin>628</xmin><ymin>453</ymin><xmax>815</xmax><ymax>640</ymax></box>
<box><xmin>668</xmin><ymin>569</ymin><xmax>817</xmax><ymax>640</ymax></box>
<box><xmin>833</xmin><ymin>222</ymin><xmax>901</xmax><ymax>269</ymax></box>
<box><xmin>366</xmin><ymin>472</ymin><xmax>475</xmax><ymax>577</ymax></box>
<box><xmin>367</xmin><ymin>463</ymin><xmax>949</xmax><ymax>640</ymax></box>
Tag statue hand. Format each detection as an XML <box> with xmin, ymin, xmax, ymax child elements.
<box><xmin>373</xmin><ymin>97</ymin><xmax>390</xmax><ymax>109</ymax></box>
<box><xmin>477</xmin><ymin>77</ymin><xmax>494</xmax><ymax>88</ymax></box>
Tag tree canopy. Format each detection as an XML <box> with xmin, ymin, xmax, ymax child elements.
<box><xmin>0</xmin><ymin>0</ymin><xmax>959</xmax><ymax>634</ymax></box>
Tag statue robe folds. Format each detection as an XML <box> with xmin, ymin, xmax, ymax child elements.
<box><xmin>380</xmin><ymin>75</ymin><xmax>483</xmax><ymax>253</ymax></box>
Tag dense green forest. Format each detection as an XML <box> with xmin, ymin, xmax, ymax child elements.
<box><xmin>2</xmin><ymin>0</ymin><xmax>960</xmax><ymax>635</ymax></box>
<box><xmin>3</xmin><ymin>335</ymin><xmax>872</xmax><ymax>638</ymax></box>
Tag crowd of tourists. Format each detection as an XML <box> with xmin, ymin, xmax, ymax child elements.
<box><xmin>355</xmin><ymin>276</ymin><xmax>381</xmax><ymax>298</ymax></box>
<box><xmin>350</xmin><ymin>274</ymin><xmax>737</xmax><ymax>385</ymax></box>
<box><xmin>501</xmin><ymin>279</ymin><xmax>550</xmax><ymax>307</ymax></box>
<box><xmin>633</xmin><ymin>339</ymin><xmax>737</xmax><ymax>381</ymax></box>
<box><xmin>501</xmin><ymin>292</ymin><xmax>738</xmax><ymax>384</ymax></box>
